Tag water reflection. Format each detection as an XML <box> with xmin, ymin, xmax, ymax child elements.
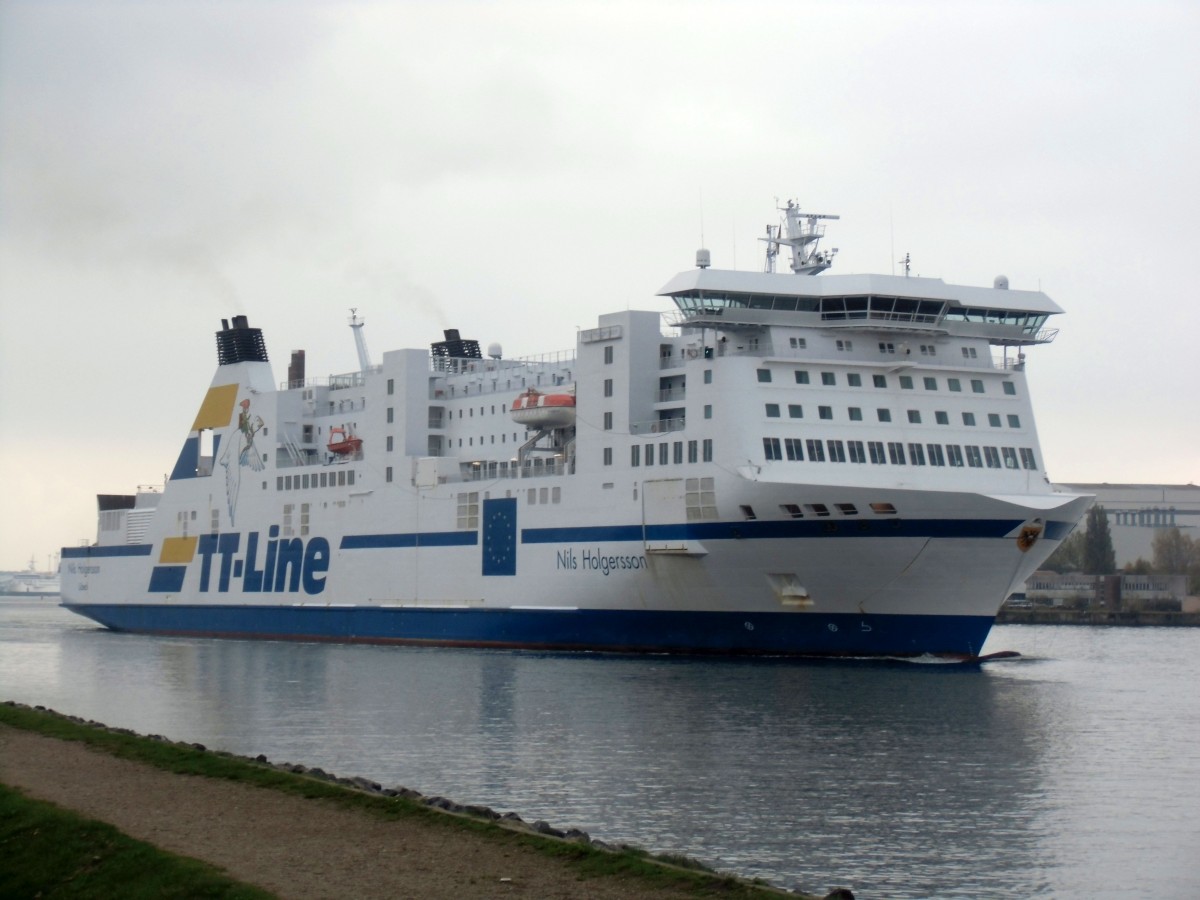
<box><xmin>6</xmin><ymin>603</ymin><xmax>1195</xmax><ymax>898</ymax></box>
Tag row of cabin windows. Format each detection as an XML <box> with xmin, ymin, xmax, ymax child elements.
<box><xmin>277</xmin><ymin>469</ymin><xmax>356</xmax><ymax>490</ymax></box>
<box><xmin>606</xmin><ymin>439</ymin><xmax>716</xmax><ymax>467</ymax></box>
<box><xmin>761</xmin><ymin>436</ymin><xmax>1037</xmax><ymax>470</ymax></box>
<box><xmin>759</xmin><ymin>368</ymin><xmax>1015</xmax><ymax>395</ymax></box>
<box><xmin>764</xmin><ymin>404</ymin><xmax>1021</xmax><ymax>428</ymax></box>
<box><xmin>746</xmin><ymin>501</ymin><xmax>899</xmax><ymax>520</ymax></box>
<box><xmin>455</xmin><ymin>434</ymin><xmax>521</xmax><ymax>447</ymax></box>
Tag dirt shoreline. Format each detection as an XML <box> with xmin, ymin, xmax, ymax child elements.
<box><xmin>1</xmin><ymin>717</ymin><xmax>818</xmax><ymax>899</ymax></box>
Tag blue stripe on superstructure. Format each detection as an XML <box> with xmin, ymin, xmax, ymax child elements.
<box><xmin>521</xmin><ymin>518</ymin><xmax>1038</xmax><ymax>544</ymax></box>
<box><xmin>148</xmin><ymin>566</ymin><xmax>186</xmax><ymax>592</ymax></box>
<box><xmin>340</xmin><ymin>532</ymin><xmax>478</xmax><ymax>550</ymax></box>
<box><xmin>58</xmin><ymin>603</ymin><xmax>997</xmax><ymax>657</ymax></box>
<box><xmin>170</xmin><ymin>436</ymin><xmax>200</xmax><ymax>481</ymax></box>
<box><xmin>61</xmin><ymin>545</ymin><xmax>154</xmax><ymax>559</ymax></box>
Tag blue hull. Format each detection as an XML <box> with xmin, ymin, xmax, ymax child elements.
<box><xmin>61</xmin><ymin>603</ymin><xmax>996</xmax><ymax>658</ymax></box>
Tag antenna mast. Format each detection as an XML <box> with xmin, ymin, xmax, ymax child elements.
<box><xmin>760</xmin><ymin>200</ymin><xmax>840</xmax><ymax>275</ymax></box>
<box><xmin>349</xmin><ymin>308</ymin><xmax>371</xmax><ymax>372</ymax></box>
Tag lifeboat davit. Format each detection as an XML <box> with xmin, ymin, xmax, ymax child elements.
<box><xmin>510</xmin><ymin>388</ymin><xmax>576</xmax><ymax>429</ymax></box>
<box><xmin>327</xmin><ymin>425</ymin><xmax>362</xmax><ymax>455</ymax></box>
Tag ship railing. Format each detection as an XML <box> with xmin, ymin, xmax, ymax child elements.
<box><xmin>431</xmin><ymin>350</ymin><xmax>576</xmax><ymax>375</ymax></box>
<box><xmin>630</xmin><ymin>416</ymin><xmax>686</xmax><ymax>436</ymax></box>
<box><xmin>655</xmin><ymin>387</ymin><xmax>686</xmax><ymax>402</ymax></box>
<box><xmin>460</xmin><ymin>459</ymin><xmax>568</xmax><ymax>481</ymax></box>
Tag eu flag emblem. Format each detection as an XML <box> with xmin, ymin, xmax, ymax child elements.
<box><xmin>482</xmin><ymin>497</ymin><xmax>517</xmax><ymax>576</ymax></box>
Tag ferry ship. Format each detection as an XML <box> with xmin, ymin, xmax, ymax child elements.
<box><xmin>60</xmin><ymin>202</ymin><xmax>1091</xmax><ymax>657</ymax></box>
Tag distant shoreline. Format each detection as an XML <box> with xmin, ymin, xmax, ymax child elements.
<box><xmin>997</xmin><ymin>608</ymin><xmax>1200</xmax><ymax>627</ymax></box>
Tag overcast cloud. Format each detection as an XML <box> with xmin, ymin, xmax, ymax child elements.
<box><xmin>1</xmin><ymin>0</ymin><xmax>1197</xmax><ymax>570</ymax></box>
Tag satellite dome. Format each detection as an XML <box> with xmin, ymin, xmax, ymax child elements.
<box><xmin>994</xmin><ymin>275</ymin><xmax>1009</xmax><ymax>290</ymax></box>
<box><xmin>487</xmin><ymin>342</ymin><xmax>502</xmax><ymax>359</ymax></box>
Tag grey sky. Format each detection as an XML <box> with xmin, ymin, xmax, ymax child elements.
<box><xmin>1</xmin><ymin>1</ymin><xmax>1197</xmax><ymax>570</ymax></box>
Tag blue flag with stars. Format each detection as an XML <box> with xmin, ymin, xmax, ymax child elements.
<box><xmin>482</xmin><ymin>497</ymin><xmax>517</xmax><ymax>576</ymax></box>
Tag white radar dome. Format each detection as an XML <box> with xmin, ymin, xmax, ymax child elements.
<box><xmin>994</xmin><ymin>275</ymin><xmax>1009</xmax><ymax>289</ymax></box>
<box><xmin>487</xmin><ymin>342</ymin><xmax>502</xmax><ymax>359</ymax></box>
<box><xmin>696</xmin><ymin>248</ymin><xmax>711</xmax><ymax>269</ymax></box>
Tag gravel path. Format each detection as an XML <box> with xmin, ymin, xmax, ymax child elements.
<box><xmin>1</xmin><ymin>724</ymin><xmax>750</xmax><ymax>899</ymax></box>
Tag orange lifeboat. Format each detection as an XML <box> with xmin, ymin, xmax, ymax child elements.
<box><xmin>510</xmin><ymin>388</ymin><xmax>576</xmax><ymax>429</ymax></box>
<box><xmin>327</xmin><ymin>425</ymin><xmax>362</xmax><ymax>455</ymax></box>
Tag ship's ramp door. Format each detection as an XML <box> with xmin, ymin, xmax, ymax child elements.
<box><xmin>641</xmin><ymin>478</ymin><xmax>707</xmax><ymax>557</ymax></box>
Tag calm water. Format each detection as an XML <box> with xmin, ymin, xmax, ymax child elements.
<box><xmin>2</xmin><ymin>599</ymin><xmax>1198</xmax><ymax>898</ymax></box>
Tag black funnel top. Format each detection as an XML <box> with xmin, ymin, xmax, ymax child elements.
<box><xmin>216</xmin><ymin>315</ymin><xmax>269</xmax><ymax>365</ymax></box>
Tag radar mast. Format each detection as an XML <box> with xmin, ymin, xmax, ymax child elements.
<box><xmin>761</xmin><ymin>200</ymin><xmax>839</xmax><ymax>275</ymax></box>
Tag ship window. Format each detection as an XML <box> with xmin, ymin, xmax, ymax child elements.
<box><xmin>702</xmin><ymin>439</ymin><xmax>714</xmax><ymax>462</ymax></box>
<box><xmin>920</xmin><ymin>344</ymin><xmax>937</xmax><ymax>356</ymax></box>
<box><xmin>908</xmin><ymin>443</ymin><xmax>926</xmax><ymax>465</ymax></box>
<box><xmin>757</xmin><ymin>369</ymin><xmax>772</xmax><ymax>383</ymax></box>
<box><xmin>887</xmin><ymin>442</ymin><xmax>906</xmax><ymax>465</ymax></box>
<box><xmin>387</xmin><ymin>378</ymin><xmax>394</xmax><ymax>395</ymax></box>
<box><xmin>873</xmin><ymin>374</ymin><xmax>887</xmax><ymax>388</ymax></box>
<box><xmin>645</xmin><ymin>442</ymin><xmax>654</xmax><ymax>465</ymax></box>
<box><xmin>688</xmin><ymin>440</ymin><xmax>698</xmax><ymax>463</ymax></box>
<box><xmin>790</xmin><ymin>337</ymin><xmax>807</xmax><ymax>349</ymax></box>
<box><xmin>988</xmin><ymin>413</ymin><xmax>1001</xmax><ymax>428</ymax></box>
<box><xmin>899</xmin><ymin>375</ymin><xmax>914</xmax><ymax>390</ymax></box>
<box><xmin>948</xmin><ymin>378</ymin><xmax>962</xmax><ymax>392</ymax></box>
<box><xmin>907</xmin><ymin>410</ymin><xmax>921</xmax><ymax>424</ymax></box>
<box><xmin>1003</xmin><ymin>447</ymin><xmax>1019</xmax><ymax>469</ymax></box>
<box><xmin>457</xmin><ymin>492</ymin><xmax>480</xmax><ymax>528</ymax></box>
<box><xmin>276</xmin><ymin>477</ymin><xmax>283</xmax><ymax>490</ymax></box>
<box><xmin>782</xmin><ymin>503</ymin><xmax>803</xmax><ymax>518</ymax></box>
<box><xmin>822</xmin><ymin>372</ymin><xmax>836</xmax><ymax>385</ymax></box>
<box><xmin>972</xmin><ymin>379</ymin><xmax>985</xmax><ymax>393</ymax></box>
<box><xmin>795</xmin><ymin>370</ymin><xmax>810</xmax><ymax>385</ymax></box>
<box><xmin>837</xmin><ymin>340</ymin><xmax>853</xmax><ymax>351</ymax></box>
<box><xmin>604</xmin><ymin>412</ymin><xmax>613</xmax><ymax>430</ymax></box>
<box><xmin>927</xmin><ymin>444</ymin><xmax>946</xmax><ymax>466</ymax></box>
<box><xmin>923</xmin><ymin>377</ymin><xmax>937</xmax><ymax>390</ymax></box>
<box><xmin>819</xmin><ymin>406</ymin><xmax>833</xmax><ymax>420</ymax></box>
<box><xmin>704</xmin><ymin>369</ymin><xmax>713</xmax><ymax>384</ymax></box>
<box><xmin>386</xmin><ymin>467</ymin><xmax>393</xmax><ymax>483</ymax></box>
<box><xmin>539</xmin><ymin>487</ymin><xmax>549</xmax><ymax>504</ymax></box>
<box><xmin>788</xmin><ymin>404</ymin><xmax>803</xmax><ymax>418</ymax></box>
<box><xmin>319</xmin><ymin>473</ymin><xmax>327</xmax><ymax>487</ymax></box>
<box><xmin>527</xmin><ymin>489</ymin><xmax>536</xmax><ymax>504</ymax></box>
<box><xmin>1008</xmin><ymin>414</ymin><xmax>1021</xmax><ymax>428</ymax></box>
<box><xmin>848</xmin><ymin>373</ymin><xmax>862</xmax><ymax>387</ymax></box>
<box><xmin>765</xmin><ymin>403</ymin><xmax>781</xmax><ymax>418</ymax></box>
<box><xmin>963</xmin><ymin>412</ymin><xmax>976</xmax><ymax>426</ymax></box>
<box><xmin>740</xmin><ymin>505</ymin><xmax>757</xmax><ymax>520</ymax></box>
<box><xmin>947</xmin><ymin>444</ymin><xmax>964</xmax><ymax>467</ymax></box>
<box><xmin>984</xmin><ymin>446</ymin><xmax>1001</xmax><ymax>468</ymax></box>
<box><xmin>807</xmin><ymin>503</ymin><xmax>830</xmax><ymax>517</ymax></box>
<box><xmin>966</xmin><ymin>445</ymin><xmax>984</xmax><ymax>467</ymax></box>
<box><xmin>1003</xmin><ymin>382</ymin><xmax>1016</xmax><ymax>396</ymax></box>
<box><xmin>785</xmin><ymin>438</ymin><xmax>803</xmax><ymax>460</ymax></box>
<box><xmin>846</xmin><ymin>440</ymin><xmax>865</xmax><ymax>463</ymax></box>
<box><xmin>962</xmin><ymin>347</ymin><xmax>978</xmax><ymax>359</ymax></box>
<box><xmin>704</xmin><ymin>404</ymin><xmax>713</xmax><ymax>419</ymax></box>
<box><xmin>877</xmin><ymin>409</ymin><xmax>892</xmax><ymax>423</ymax></box>
<box><xmin>303</xmin><ymin>474</ymin><xmax>310</xmax><ymax>489</ymax></box>
<box><xmin>659</xmin><ymin>443</ymin><xmax>668</xmax><ymax>465</ymax></box>
<box><xmin>386</xmin><ymin>436</ymin><xmax>394</xmax><ymax>452</ymax></box>
<box><xmin>764</xmin><ymin>437</ymin><xmax>783</xmax><ymax>460</ymax></box>
<box><xmin>805</xmin><ymin>439</ymin><xmax>825</xmax><ymax>462</ymax></box>
<box><xmin>604</xmin><ymin>378</ymin><xmax>613</xmax><ymax>397</ymax></box>
<box><xmin>836</xmin><ymin>503</ymin><xmax>858</xmax><ymax>515</ymax></box>
<box><xmin>631</xmin><ymin>445</ymin><xmax>640</xmax><ymax>467</ymax></box>
<box><xmin>827</xmin><ymin>440</ymin><xmax>846</xmax><ymax>462</ymax></box>
<box><xmin>849</xmin><ymin>407</ymin><xmax>862</xmax><ymax>421</ymax></box>
<box><xmin>603</xmin><ymin>447</ymin><xmax>613</xmax><ymax>466</ymax></box>
<box><xmin>879</xmin><ymin>342</ymin><xmax>895</xmax><ymax>354</ymax></box>
<box><xmin>936</xmin><ymin>411</ymin><xmax>949</xmax><ymax>425</ymax></box>
<box><xmin>870</xmin><ymin>502</ymin><xmax>898</xmax><ymax>515</ymax></box>
<box><xmin>604</xmin><ymin>346</ymin><xmax>613</xmax><ymax>364</ymax></box>
<box><xmin>868</xmin><ymin>441</ymin><xmax>886</xmax><ymax>464</ymax></box>
<box><xmin>674</xmin><ymin>442</ymin><xmax>683</xmax><ymax>464</ymax></box>
<box><xmin>1020</xmin><ymin>447</ymin><xmax>1038</xmax><ymax>469</ymax></box>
